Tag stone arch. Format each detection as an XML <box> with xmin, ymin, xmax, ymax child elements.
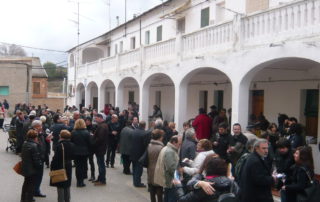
<box><xmin>76</xmin><ymin>83</ymin><xmax>85</xmax><ymax>109</ymax></box>
<box><xmin>69</xmin><ymin>53</ymin><xmax>75</xmax><ymax>67</ymax></box>
<box><xmin>140</xmin><ymin>73</ymin><xmax>175</xmax><ymax>123</ymax></box>
<box><xmin>237</xmin><ymin>57</ymin><xmax>320</xmax><ymax>138</ymax></box>
<box><xmin>100</xmin><ymin>79</ymin><xmax>116</xmax><ymax>110</ymax></box>
<box><xmin>175</xmin><ymin>67</ymin><xmax>232</xmax><ymax>130</ymax></box>
<box><xmin>82</xmin><ymin>47</ymin><xmax>104</xmax><ymax>64</ymax></box>
<box><xmin>117</xmin><ymin>77</ymin><xmax>140</xmax><ymax>111</ymax></box>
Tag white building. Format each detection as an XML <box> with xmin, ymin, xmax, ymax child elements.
<box><xmin>67</xmin><ymin>0</ymin><xmax>320</xmax><ymax>174</ymax></box>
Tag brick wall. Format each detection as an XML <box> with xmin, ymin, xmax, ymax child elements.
<box><xmin>32</xmin><ymin>97</ymin><xmax>65</xmax><ymax>112</ymax></box>
<box><xmin>246</xmin><ymin>0</ymin><xmax>269</xmax><ymax>14</ymax></box>
<box><xmin>32</xmin><ymin>78</ymin><xmax>48</xmax><ymax>98</ymax></box>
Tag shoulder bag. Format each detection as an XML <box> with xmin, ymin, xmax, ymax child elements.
<box><xmin>297</xmin><ymin>167</ymin><xmax>320</xmax><ymax>202</ymax></box>
<box><xmin>49</xmin><ymin>143</ymin><xmax>68</xmax><ymax>184</ymax></box>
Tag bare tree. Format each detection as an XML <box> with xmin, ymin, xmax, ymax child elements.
<box><xmin>0</xmin><ymin>44</ymin><xmax>27</xmax><ymax>56</ymax></box>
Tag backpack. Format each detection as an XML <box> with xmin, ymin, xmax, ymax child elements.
<box><xmin>234</xmin><ymin>152</ymin><xmax>250</xmax><ymax>182</ymax></box>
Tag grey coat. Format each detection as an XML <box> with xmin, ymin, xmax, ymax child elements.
<box><xmin>119</xmin><ymin>126</ymin><xmax>133</xmax><ymax>155</ymax></box>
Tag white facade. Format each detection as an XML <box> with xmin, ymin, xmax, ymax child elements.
<box><xmin>67</xmin><ymin>0</ymin><xmax>320</xmax><ymax>174</ymax></box>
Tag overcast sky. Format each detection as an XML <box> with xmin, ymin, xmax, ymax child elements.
<box><xmin>0</xmin><ymin>0</ymin><xmax>161</xmax><ymax>65</ymax></box>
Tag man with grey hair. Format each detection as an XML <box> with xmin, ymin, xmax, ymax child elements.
<box><xmin>32</xmin><ymin>120</ymin><xmax>47</xmax><ymax>198</ymax></box>
<box><xmin>239</xmin><ymin>138</ymin><xmax>275</xmax><ymax>202</ymax></box>
<box><xmin>180</xmin><ymin>128</ymin><xmax>197</xmax><ymax>162</ymax></box>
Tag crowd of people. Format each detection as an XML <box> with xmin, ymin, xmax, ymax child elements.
<box><xmin>6</xmin><ymin>101</ymin><xmax>319</xmax><ymax>202</ymax></box>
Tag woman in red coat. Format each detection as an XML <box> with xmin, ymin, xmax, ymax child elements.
<box><xmin>192</xmin><ymin>108</ymin><xmax>212</xmax><ymax>140</ymax></box>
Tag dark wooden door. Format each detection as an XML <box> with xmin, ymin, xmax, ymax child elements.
<box><xmin>251</xmin><ymin>90</ymin><xmax>264</xmax><ymax>118</ymax></box>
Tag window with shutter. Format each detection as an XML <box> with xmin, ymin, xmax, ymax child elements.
<box><xmin>157</xmin><ymin>25</ymin><xmax>162</xmax><ymax>42</ymax></box>
<box><xmin>201</xmin><ymin>7</ymin><xmax>210</xmax><ymax>28</ymax></box>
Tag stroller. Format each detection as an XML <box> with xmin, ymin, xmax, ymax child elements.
<box><xmin>3</xmin><ymin>124</ymin><xmax>17</xmax><ymax>152</ymax></box>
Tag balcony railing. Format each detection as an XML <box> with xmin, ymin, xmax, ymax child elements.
<box><xmin>71</xmin><ymin>0</ymin><xmax>320</xmax><ymax>79</ymax></box>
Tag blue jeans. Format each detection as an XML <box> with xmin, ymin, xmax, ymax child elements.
<box><xmin>96</xmin><ymin>155</ymin><xmax>106</xmax><ymax>183</ymax></box>
<box><xmin>132</xmin><ymin>161</ymin><xmax>143</xmax><ymax>186</ymax></box>
<box><xmin>164</xmin><ymin>188</ymin><xmax>177</xmax><ymax>202</ymax></box>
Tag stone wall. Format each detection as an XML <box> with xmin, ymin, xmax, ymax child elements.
<box><xmin>0</xmin><ymin>62</ymin><xmax>32</xmax><ymax>107</ymax></box>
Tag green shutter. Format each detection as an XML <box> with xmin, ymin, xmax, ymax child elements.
<box><xmin>0</xmin><ymin>86</ymin><xmax>9</xmax><ymax>96</ymax></box>
<box><xmin>305</xmin><ymin>90</ymin><xmax>319</xmax><ymax>117</ymax></box>
<box><xmin>157</xmin><ymin>26</ymin><xmax>162</xmax><ymax>42</ymax></box>
<box><xmin>201</xmin><ymin>7</ymin><xmax>210</xmax><ymax>28</ymax></box>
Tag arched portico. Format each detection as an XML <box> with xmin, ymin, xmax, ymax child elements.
<box><xmin>236</xmin><ymin>57</ymin><xmax>320</xmax><ymax>135</ymax></box>
<box><xmin>175</xmin><ymin>67</ymin><xmax>232</xmax><ymax>131</ymax></box>
<box><xmin>85</xmin><ymin>81</ymin><xmax>98</xmax><ymax>110</ymax></box>
<box><xmin>140</xmin><ymin>73</ymin><xmax>175</xmax><ymax>124</ymax></box>
<box><xmin>76</xmin><ymin>83</ymin><xmax>85</xmax><ymax>110</ymax></box>
<box><xmin>100</xmin><ymin>79</ymin><xmax>116</xmax><ymax>111</ymax></box>
<box><xmin>116</xmin><ymin>77</ymin><xmax>140</xmax><ymax>111</ymax></box>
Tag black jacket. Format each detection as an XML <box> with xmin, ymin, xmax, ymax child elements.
<box><xmin>119</xmin><ymin>126</ymin><xmax>133</xmax><ymax>155</ymax></box>
<box><xmin>239</xmin><ymin>152</ymin><xmax>274</xmax><ymax>202</ymax></box>
<box><xmin>93</xmin><ymin>122</ymin><xmax>109</xmax><ymax>156</ymax></box>
<box><xmin>108</xmin><ymin>121</ymin><xmax>122</xmax><ymax>143</ymax></box>
<box><xmin>51</xmin><ymin>123</ymin><xmax>69</xmax><ymax>150</ymax></box>
<box><xmin>130</xmin><ymin>127</ymin><xmax>148</xmax><ymax>161</ymax></box>
<box><xmin>21</xmin><ymin>139</ymin><xmax>42</xmax><ymax>177</ymax></box>
<box><xmin>71</xmin><ymin>129</ymin><xmax>91</xmax><ymax>156</ymax></box>
<box><xmin>175</xmin><ymin>174</ymin><xmax>239</xmax><ymax>202</ymax></box>
<box><xmin>50</xmin><ymin>140</ymin><xmax>75</xmax><ymax>187</ymax></box>
<box><xmin>213</xmin><ymin>133</ymin><xmax>232</xmax><ymax>160</ymax></box>
<box><xmin>285</xmin><ymin>165</ymin><xmax>313</xmax><ymax>202</ymax></box>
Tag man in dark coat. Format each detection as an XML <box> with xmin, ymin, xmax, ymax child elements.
<box><xmin>15</xmin><ymin>111</ymin><xmax>25</xmax><ymax>154</ymax></box>
<box><xmin>212</xmin><ymin>123</ymin><xmax>232</xmax><ymax>160</ymax></box>
<box><xmin>228</xmin><ymin>123</ymin><xmax>248</xmax><ymax>172</ymax></box>
<box><xmin>51</xmin><ymin>114</ymin><xmax>70</xmax><ymax>152</ymax></box>
<box><xmin>119</xmin><ymin>121</ymin><xmax>134</xmax><ymax>175</ymax></box>
<box><xmin>92</xmin><ymin>114</ymin><xmax>109</xmax><ymax>186</ymax></box>
<box><xmin>240</xmin><ymin>139</ymin><xmax>275</xmax><ymax>202</ymax></box>
<box><xmin>32</xmin><ymin>120</ymin><xmax>47</xmax><ymax>198</ymax></box>
<box><xmin>106</xmin><ymin>114</ymin><xmax>121</xmax><ymax>168</ymax></box>
<box><xmin>130</xmin><ymin>121</ymin><xmax>148</xmax><ymax>187</ymax></box>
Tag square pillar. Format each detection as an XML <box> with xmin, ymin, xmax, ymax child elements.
<box><xmin>174</xmin><ymin>82</ymin><xmax>187</xmax><ymax>132</ymax></box>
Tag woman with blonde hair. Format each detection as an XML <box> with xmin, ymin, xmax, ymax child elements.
<box><xmin>71</xmin><ymin>119</ymin><xmax>91</xmax><ymax>187</ymax></box>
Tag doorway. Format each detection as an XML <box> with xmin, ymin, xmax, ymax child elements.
<box><xmin>250</xmin><ymin>90</ymin><xmax>264</xmax><ymax>118</ymax></box>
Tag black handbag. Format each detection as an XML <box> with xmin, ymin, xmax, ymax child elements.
<box><xmin>138</xmin><ymin>147</ymin><xmax>148</xmax><ymax>168</ymax></box>
<box><xmin>297</xmin><ymin>168</ymin><xmax>320</xmax><ymax>202</ymax></box>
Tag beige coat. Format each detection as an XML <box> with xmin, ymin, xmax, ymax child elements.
<box><xmin>147</xmin><ymin>140</ymin><xmax>164</xmax><ymax>185</ymax></box>
<box><xmin>154</xmin><ymin>142</ymin><xmax>179</xmax><ymax>188</ymax></box>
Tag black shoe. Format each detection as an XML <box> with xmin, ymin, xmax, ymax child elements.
<box><xmin>106</xmin><ymin>164</ymin><xmax>109</xmax><ymax>168</ymax></box>
<box><xmin>135</xmin><ymin>183</ymin><xmax>146</xmax><ymax>188</ymax></box>
<box><xmin>89</xmin><ymin>176</ymin><xmax>95</xmax><ymax>181</ymax></box>
<box><xmin>34</xmin><ymin>193</ymin><xmax>46</xmax><ymax>197</ymax></box>
<box><xmin>111</xmin><ymin>165</ymin><xmax>114</xmax><ymax>168</ymax></box>
<box><xmin>77</xmin><ymin>183</ymin><xmax>86</xmax><ymax>187</ymax></box>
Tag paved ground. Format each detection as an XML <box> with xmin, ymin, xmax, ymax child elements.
<box><xmin>0</xmin><ymin>120</ymin><xmax>149</xmax><ymax>202</ymax></box>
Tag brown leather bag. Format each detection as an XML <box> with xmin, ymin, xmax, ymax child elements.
<box><xmin>49</xmin><ymin>143</ymin><xmax>68</xmax><ymax>184</ymax></box>
<box><xmin>13</xmin><ymin>161</ymin><xmax>22</xmax><ymax>175</ymax></box>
